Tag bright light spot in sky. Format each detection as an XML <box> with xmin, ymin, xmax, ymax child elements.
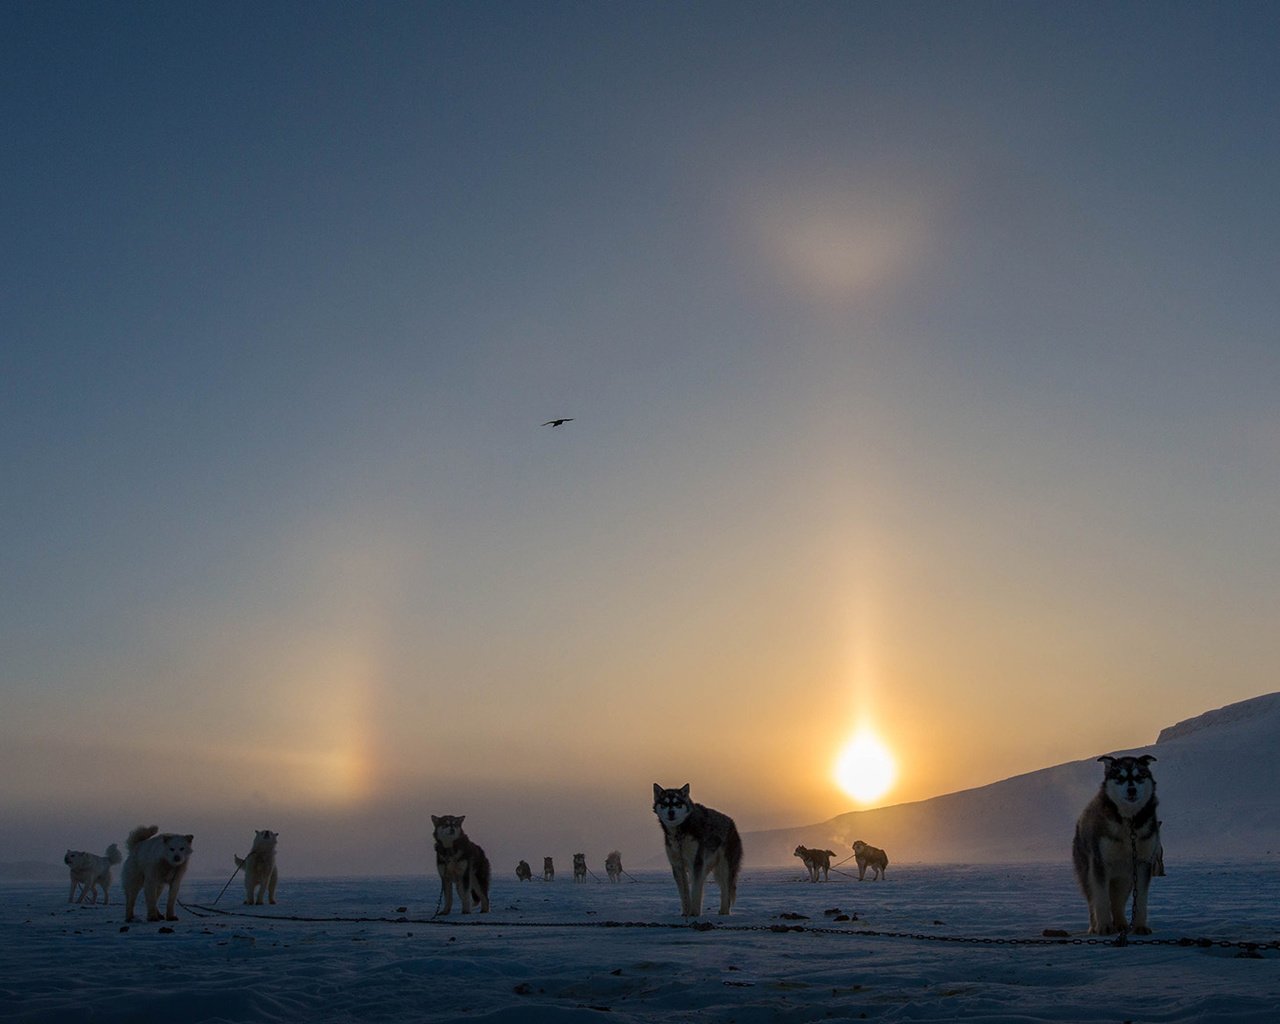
<box><xmin>834</xmin><ymin>729</ymin><xmax>897</xmax><ymax>804</ymax></box>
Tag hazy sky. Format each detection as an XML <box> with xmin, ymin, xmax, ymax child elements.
<box><xmin>3</xmin><ymin>1</ymin><xmax>1278</xmax><ymax>875</ymax></box>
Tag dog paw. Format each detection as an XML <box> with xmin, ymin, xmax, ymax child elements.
<box><xmin>1131</xmin><ymin>925</ymin><xmax>1152</xmax><ymax>935</ymax></box>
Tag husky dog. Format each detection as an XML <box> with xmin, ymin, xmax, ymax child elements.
<box><xmin>652</xmin><ymin>783</ymin><xmax>743</xmax><ymax>916</ymax></box>
<box><xmin>543</xmin><ymin>856</ymin><xmax>555</xmax><ymax>881</ymax></box>
<box><xmin>64</xmin><ymin>844</ymin><xmax>122</xmax><ymax>904</ymax></box>
<box><xmin>852</xmin><ymin>840</ymin><xmax>888</xmax><ymax>880</ymax></box>
<box><xmin>121</xmin><ymin>826</ymin><xmax>193</xmax><ymax>923</ymax></box>
<box><xmin>793</xmin><ymin>844</ymin><xmax>835</xmax><ymax>882</ymax></box>
<box><xmin>431</xmin><ymin>815</ymin><xmax>491</xmax><ymax>914</ymax></box>
<box><xmin>1073</xmin><ymin>754</ymin><xmax>1162</xmax><ymax>935</ymax></box>
<box><xmin>604</xmin><ymin>850</ymin><xmax>623</xmax><ymax>882</ymax></box>
<box><xmin>572</xmin><ymin>852</ymin><xmax>587</xmax><ymax>882</ymax></box>
<box><xmin>234</xmin><ymin>829</ymin><xmax>279</xmax><ymax>905</ymax></box>
<box><xmin>515</xmin><ymin>859</ymin><xmax>533</xmax><ymax>881</ymax></box>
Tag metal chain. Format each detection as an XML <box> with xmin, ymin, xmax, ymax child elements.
<box><xmin>175</xmin><ymin>901</ymin><xmax>1278</xmax><ymax>952</ymax></box>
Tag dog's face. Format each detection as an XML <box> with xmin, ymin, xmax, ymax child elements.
<box><xmin>544</xmin><ymin>857</ymin><xmax>554</xmax><ymax>868</ymax></box>
<box><xmin>653</xmin><ymin>783</ymin><xmax>693</xmax><ymax>829</ymax></box>
<box><xmin>251</xmin><ymin>830</ymin><xmax>278</xmax><ymax>853</ymax></box>
<box><xmin>794</xmin><ymin>845</ymin><xmax>809</xmax><ymax>858</ymax></box>
<box><xmin>1099</xmin><ymin>755</ymin><xmax>1156</xmax><ymax>811</ymax></box>
<box><xmin>852</xmin><ymin>840</ymin><xmax>867</xmax><ymax>855</ymax></box>
<box><xmin>431</xmin><ymin>815</ymin><xmax>465</xmax><ymax>842</ymax></box>
<box><xmin>160</xmin><ymin>834</ymin><xmax>194</xmax><ymax>866</ymax></box>
<box><xmin>64</xmin><ymin>850</ymin><xmax>93</xmax><ymax>870</ymax></box>
<box><xmin>573</xmin><ymin>853</ymin><xmax>585</xmax><ymax>866</ymax></box>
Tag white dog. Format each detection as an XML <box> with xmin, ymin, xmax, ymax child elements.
<box><xmin>121</xmin><ymin>825</ymin><xmax>194</xmax><ymax>923</ymax></box>
<box><xmin>64</xmin><ymin>844</ymin><xmax>121</xmax><ymax>904</ymax></box>
<box><xmin>235</xmin><ymin>829</ymin><xmax>279</xmax><ymax>905</ymax></box>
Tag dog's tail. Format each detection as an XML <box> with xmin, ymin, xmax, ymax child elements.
<box><xmin>234</xmin><ymin>855</ymin><xmax>246</xmax><ymax>869</ymax></box>
<box><xmin>126</xmin><ymin>825</ymin><xmax>159</xmax><ymax>852</ymax></box>
<box><xmin>104</xmin><ymin>843</ymin><xmax>122</xmax><ymax>865</ymax></box>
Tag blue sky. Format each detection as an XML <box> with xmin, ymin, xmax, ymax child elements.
<box><xmin>2</xmin><ymin>1</ymin><xmax>1278</xmax><ymax>874</ymax></box>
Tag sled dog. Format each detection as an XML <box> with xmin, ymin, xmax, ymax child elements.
<box><xmin>543</xmin><ymin>856</ymin><xmax>555</xmax><ymax>881</ymax></box>
<box><xmin>572</xmin><ymin>852</ymin><xmax>587</xmax><ymax>881</ymax></box>
<box><xmin>652</xmin><ymin>783</ymin><xmax>743</xmax><ymax>916</ymax></box>
<box><xmin>1073</xmin><ymin>754</ymin><xmax>1162</xmax><ymax>935</ymax></box>
<box><xmin>432</xmin><ymin>815</ymin><xmax>491</xmax><ymax>914</ymax></box>
<box><xmin>604</xmin><ymin>850</ymin><xmax>623</xmax><ymax>882</ymax></box>
<box><xmin>516</xmin><ymin>859</ymin><xmax>533</xmax><ymax>881</ymax></box>
<box><xmin>852</xmin><ymin>840</ymin><xmax>888</xmax><ymax>880</ymax></box>
<box><xmin>234</xmin><ymin>829</ymin><xmax>279</xmax><ymax>905</ymax></box>
<box><xmin>65</xmin><ymin>844</ymin><xmax>121</xmax><ymax>904</ymax></box>
<box><xmin>122</xmin><ymin>826</ymin><xmax>193</xmax><ymax>922</ymax></box>
<box><xmin>793</xmin><ymin>844</ymin><xmax>835</xmax><ymax>881</ymax></box>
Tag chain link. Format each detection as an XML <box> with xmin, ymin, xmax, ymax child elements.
<box><xmin>177</xmin><ymin>901</ymin><xmax>1277</xmax><ymax>953</ymax></box>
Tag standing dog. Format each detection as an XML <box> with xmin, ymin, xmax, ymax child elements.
<box><xmin>1073</xmin><ymin>754</ymin><xmax>1162</xmax><ymax>935</ymax></box>
<box><xmin>543</xmin><ymin>856</ymin><xmax>555</xmax><ymax>881</ymax></box>
<box><xmin>431</xmin><ymin>815</ymin><xmax>491</xmax><ymax>914</ymax></box>
<box><xmin>652</xmin><ymin>783</ymin><xmax>743</xmax><ymax>916</ymax></box>
<box><xmin>604</xmin><ymin>850</ymin><xmax>623</xmax><ymax>882</ymax></box>
<box><xmin>121</xmin><ymin>826</ymin><xmax>193</xmax><ymax>923</ymax></box>
<box><xmin>516</xmin><ymin>860</ymin><xmax>533</xmax><ymax>881</ymax></box>
<box><xmin>235</xmin><ymin>829</ymin><xmax>279</xmax><ymax>905</ymax></box>
<box><xmin>793</xmin><ymin>844</ymin><xmax>835</xmax><ymax>881</ymax></box>
<box><xmin>852</xmin><ymin>840</ymin><xmax>888</xmax><ymax>880</ymax></box>
<box><xmin>64</xmin><ymin>844</ymin><xmax>121</xmax><ymax>904</ymax></box>
<box><xmin>572</xmin><ymin>853</ymin><xmax>588</xmax><ymax>882</ymax></box>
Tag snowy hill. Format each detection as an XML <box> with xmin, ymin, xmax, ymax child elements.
<box><xmin>745</xmin><ymin>692</ymin><xmax>1280</xmax><ymax>866</ymax></box>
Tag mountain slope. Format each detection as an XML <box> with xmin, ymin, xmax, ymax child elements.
<box><xmin>745</xmin><ymin>692</ymin><xmax>1280</xmax><ymax>866</ymax></box>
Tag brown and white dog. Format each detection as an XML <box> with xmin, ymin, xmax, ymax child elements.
<box><xmin>793</xmin><ymin>844</ymin><xmax>835</xmax><ymax>881</ymax></box>
<box><xmin>1072</xmin><ymin>754</ymin><xmax>1162</xmax><ymax>935</ymax></box>
<box><xmin>851</xmin><ymin>840</ymin><xmax>888</xmax><ymax>881</ymax></box>
<box><xmin>431</xmin><ymin>814</ymin><xmax>490</xmax><ymax>914</ymax></box>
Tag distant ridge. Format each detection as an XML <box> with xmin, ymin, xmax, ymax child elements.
<box><xmin>1157</xmin><ymin>691</ymin><xmax>1280</xmax><ymax>743</ymax></box>
<box><xmin>744</xmin><ymin>691</ymin><xmax>1280</xmax><ymax>866</ymax></box>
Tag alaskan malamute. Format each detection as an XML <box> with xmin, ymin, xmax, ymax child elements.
<box><xmin>1072</xmin><ymin>754</ymin><xmax>1162</xmax><ymax>935</ymax></box>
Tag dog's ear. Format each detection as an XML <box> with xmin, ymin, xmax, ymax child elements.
<box><xmin>679</xmin><ymin>783</ymin><xmax>690</xmax><ymax>797</ymax></box>
<box><xmin>652</xmin><ymin>783</ymin><xmax>663</xmax><ymax>801</ymax></box>
<box><xmin>431</xmin><ymin>815</ymin><xmax>441</xmax><ymax>826</ymax></box>
<box><xmin>184</xmin><ymin>835</ymin><xmax>193</xmax><ymax>844</ymax></box>
<box><xmin>1137</xmin><ymin>754</ymin><xmax>1157</xmax><ymax>765</ymax></box>
<box><xmin>457</xmin><ymin>815</ymin><xmax>465</xmax><ymax>825</ymax></box>
<box><xmin>1097</xmin><ymin>756</ymin><xmax>1116</xmax><ymax>767</ymax></box>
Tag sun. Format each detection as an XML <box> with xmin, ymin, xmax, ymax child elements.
<box><xmin>834</xmin><ymin>729</ymin><xmax>897</xmax><ymax>804</ymax></box>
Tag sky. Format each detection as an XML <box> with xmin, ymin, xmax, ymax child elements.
<box><xmin>2</xmin><ymin>1</ymin><xmax>1279</xmax><ymax>876</ymax></box>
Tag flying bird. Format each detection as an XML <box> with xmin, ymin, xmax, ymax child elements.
<box><xmin>542</xmin><ymin>418</ymin><xmax>574</xmax><ymax>427</ymax></box>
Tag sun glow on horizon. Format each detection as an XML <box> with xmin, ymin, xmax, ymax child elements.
<box><xmin>834</xmin><ymin>729</ymin><xmax>897</xmax><ymax>805</ymax></box>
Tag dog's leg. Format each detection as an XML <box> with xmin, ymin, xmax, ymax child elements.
<box><xmin>145</xmin><ymin>878</ymin><xmax>163</xmax><ymax>922</ymax></box>
<box><xmin>715</xmin><ymin>857</ymin><xmax>734</xmax><ymax>915</ymax></box>
<box><xmin>164</xmin><ymin>880</ymin><xmax>181</xmax><ymax>921</ymax></box>
<box><xmin>461</xmin><ymin>867</ymin><xmax>473</xmax><ymax>914</ymax></box>
<box><xmin>669</xmin><ymin>859</ymin><xmax>691</xmax><ymax>915</ymax></box>
<box><xmin>688</xmin><ymin>849</ymin><xmax>710</xmax><ymax>917</ymax></box>
<box><xmin>268</xmin><ymin>866</ymin><xmax>278</xmax><ymax>904</ymax></box>
<box><xmin>439</xmin><ymin>872</ymin><xmax>454</xmax><ymax>915</ymax></box>
<box><xmin>124</xmin><ymin>879</ymin><xmax>139</xmax><ymax>923</ymax></box>
<box><xmin>1130</xmin><ymin>862</ymin><xmax>1153</xmax><ymax>934</ymax></box>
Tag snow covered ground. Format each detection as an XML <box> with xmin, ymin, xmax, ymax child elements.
<box><xmin>4</xmin><ymin>861</ymin><xmax>1277</xmax><ymax>1022</ymax></box>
